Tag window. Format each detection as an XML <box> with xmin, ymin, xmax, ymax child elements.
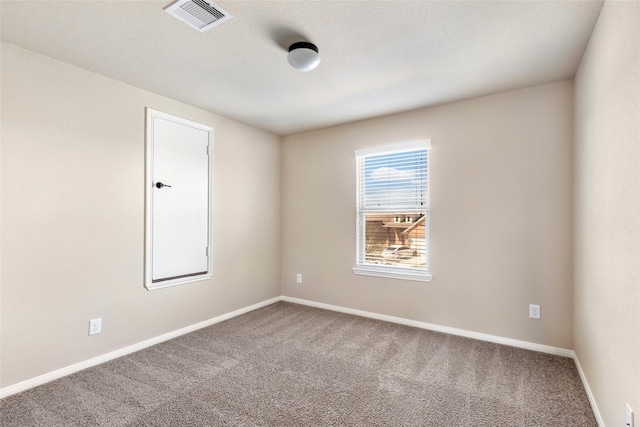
<box><xmin>353</xmin><ymin>141</ymin><xmax>431</xmax><ymax>282</ymax></box>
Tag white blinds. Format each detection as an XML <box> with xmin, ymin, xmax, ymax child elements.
<box><xmin>357</xmin><ymin>147</ymin><xmax>428</xmax><ymax>212</ymax></box>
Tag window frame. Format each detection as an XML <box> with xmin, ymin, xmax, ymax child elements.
<box><xmin>353</xmin><ymin>141</ymin><xmax>432</xmax><ymax>282</ymax></box>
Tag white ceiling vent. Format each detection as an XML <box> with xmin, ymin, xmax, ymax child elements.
<box><xmin>164</xmin><ymin>0</ymin><xmax>232</xmax><ymax>32</ymax></box>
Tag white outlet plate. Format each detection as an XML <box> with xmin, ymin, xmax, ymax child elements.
<box><xmin>628</xmin><ymin>404</ymin><xmax>634</xmax><ymax>427</ymax></box>
<box><xmin>89</xmin><ymin>318</ymin><xmax>102</xmax><ymax>335</ymax></box>
<box><xmin>296</xmin><ymin>274</ymin><xmax>302</xmax><ymax>284</ymax></box>
<box><xmin>529</xmin><ymin>304</ymin><xmax>541</xmax><ymax>319</ymax></box>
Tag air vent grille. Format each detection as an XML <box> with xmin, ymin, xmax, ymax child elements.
<box><xmin>165</xmin><ymin>0</ymin><xmax>232</xmax><ymax>32</ymax></box>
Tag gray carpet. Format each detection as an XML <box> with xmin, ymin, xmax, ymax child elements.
<box><xmin>1</xmin><ymin>302</ymin><xmax>596</xmax><ymax>426</ymax></box>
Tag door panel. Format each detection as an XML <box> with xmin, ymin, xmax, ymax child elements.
<box><xmin>145</xmin><ymin>110</ymin><xmax>212</xmax><ymax>289</ymax></box>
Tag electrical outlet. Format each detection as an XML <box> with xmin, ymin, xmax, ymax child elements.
<box><xmin>89</xmin><ymin>318</ymin><xmax>102</xmax><ymax>335</ymax></box>
<box><xmin>627</xmin><ymin>404</ymin><xmax>634</xmax><ymax>427</ymax></box>
<box><xmin>529</xmin><ymin>304</ymin><xmax>541</xmax><ymax>319</ymax></box>
<box><xmin>296</xmin><ymin>274</ymin><xmax>302</xmax><ymax>284</ymax></box>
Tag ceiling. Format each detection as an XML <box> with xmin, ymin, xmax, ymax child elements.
<box><xmin>1</xmin><ymin>0</ymin><xmax>603</xmax><ymax>136</ymax></box>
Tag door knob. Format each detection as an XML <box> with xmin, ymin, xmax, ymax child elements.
<box><xmin>155</xmin><ymin>182</ymin><xmax>172</xmax><ymax>189</ymax></box>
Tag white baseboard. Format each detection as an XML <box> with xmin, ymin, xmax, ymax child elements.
<box><xmin>573</xmin><ymin>354</ymin><xmax>605</xmax><ymax>426</ymax></box>
<box><xmin>1</xmin><ymin>292</ymin><xmax>602</xmax><ymax>427</ymax></box>
<box><xmin>0</xmin><ymin>297</ymin><xmax>281</xmax><ymax>399</ymax></box>
<box><xmin>281</xmin><ymin>296</ymin><xmax>575</xmax><ymax>358</ymax></box>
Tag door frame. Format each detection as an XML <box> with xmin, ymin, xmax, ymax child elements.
<box><xmin>144</xmin><ymin>108</ymin><xmax>213</xmax><ymax>290</ymax></box>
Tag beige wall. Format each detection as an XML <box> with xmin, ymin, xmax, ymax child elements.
<box><xmin>574</xmin><ymin>1</ymin><xmax>640</xmax><ymax>425</ymax></box>
<box><xmin>0</xmin><ymin>43</ymin><xmax>282</xmax><ymax>388</ymax></box>
<box><xmin>282</xmin><ymin>81</ymin><xmax>574</xmax><ymax>348</ymax></box>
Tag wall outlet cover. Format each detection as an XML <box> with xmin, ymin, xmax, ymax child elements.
<box><xmin>89</xmin><ymin>318</ymin><xmax>102</xmax><ymax>335</ymax></box>
<box><xmin>529</xmin><ymin>304</ymin><xmax>541</xmax><ymax>319</ymax></box>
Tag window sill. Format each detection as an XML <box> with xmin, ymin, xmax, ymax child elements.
<box><xmin>353</xmin><ymin>266</ymin><xmax>432</xmax><ymax>282</ymax></box>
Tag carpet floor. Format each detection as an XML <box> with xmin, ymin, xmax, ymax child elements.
<box><xmin>1</xmin><ymin>301</ymin><xmax>597</xmax><ymax>426</ymax></box>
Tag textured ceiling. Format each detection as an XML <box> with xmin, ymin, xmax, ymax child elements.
<box><xmin>1</xmin><ymin>0</ymin><xmax>603</xmax><ymax>136</ymax></box>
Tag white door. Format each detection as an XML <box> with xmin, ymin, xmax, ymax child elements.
<box><xmin>145</xmin><ymin>109</ymin><xmax>212</xmax><ymax>290</ymax></box>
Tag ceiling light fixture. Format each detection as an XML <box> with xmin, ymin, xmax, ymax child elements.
<box><xmin>287</xmin><ymin>42</ymin><xmax>321</xmax><ymax>72</ymax></box>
